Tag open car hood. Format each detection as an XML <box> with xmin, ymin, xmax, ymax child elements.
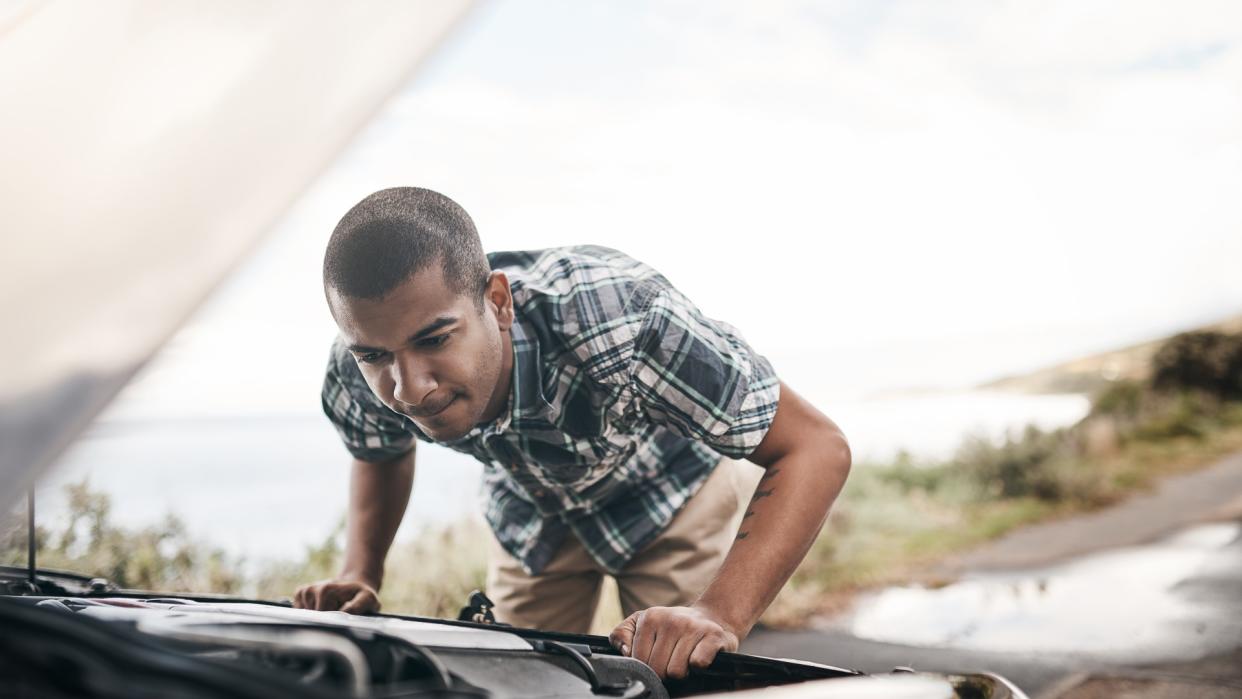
<box><xmin>0</xmin><ymin>0</ymin><xmax>474</xmax><ymax>512</ymax></box>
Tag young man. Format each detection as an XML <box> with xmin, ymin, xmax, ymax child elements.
<box><xmin>294</xmin><ymin>187</ymin><xmax>851</xmax><ymax>679</ymax></box>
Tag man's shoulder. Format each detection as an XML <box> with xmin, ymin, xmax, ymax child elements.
<box><xmin>322</xmin><ymin>336</ymin><xmax>378</xmax><ymax>405</ymax></box>
<box><xmin>324</xmin><ymin>335</ymin><xmax>354</xmax><ymax>378</ymax></box>
<box><xmin>489</xmin><ymin>244</ymin><xmax>651</xmax><ymax>279</ymax></box>
<box><xmin>491</xmin><ymin>246</ymin><xmax>677</xmax><ymax>384</ymax></box>
<box><xmin>489</xmin><ymin>245</ymin><xmax>671</xmax><ymax>313</ymax></box>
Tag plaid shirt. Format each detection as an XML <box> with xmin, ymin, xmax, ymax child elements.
<box><xmin>321</xmin><ymin>245</ymin><xmax>780</xmax><ymax>574</ymax></box>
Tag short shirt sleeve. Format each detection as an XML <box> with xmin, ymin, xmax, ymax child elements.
<box><xmin>321</xmin><ymin>338</ymin><xmax>419</xmax><ymax>463</ymax></box>
<box><xmin>628</xmin><ymin>289</ymin><xmax>781</xmax><ymax>459</ymax></box>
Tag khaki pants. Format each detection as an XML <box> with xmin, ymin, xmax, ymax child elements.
<box><xmin>486</xmin><ymin>459</ymin><xmax>761</xmax><ymax>633</ymax></box>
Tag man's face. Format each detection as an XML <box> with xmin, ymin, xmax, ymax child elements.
<box><xmin>327</xmin><ymin>265</ymin><xmax>513</xmax><ymax>443</ymax></box>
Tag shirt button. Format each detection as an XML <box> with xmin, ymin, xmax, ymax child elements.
<box><xmin>533</xmin><ymin>489</ymin><xmax>546</xmax><ymax>498</ymax></box>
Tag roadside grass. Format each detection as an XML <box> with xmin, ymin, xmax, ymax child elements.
<box><xmin>371</xmin><ymin>519</ymin><xmax>490</xmax><ymax>618</ymax></box>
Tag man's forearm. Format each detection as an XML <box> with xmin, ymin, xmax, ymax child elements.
<box><xmin>340</xmin><ymin>451</ymin><xmax>415</xmax><ymax>589</ymax></box>
<box><xmin>695</xmin><ymin>427</ymin><xmax>850</xmax><ymax>636</ymax></box>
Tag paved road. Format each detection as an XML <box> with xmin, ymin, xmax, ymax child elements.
<box><xmin>742</xmin><ymin>451</ymin><xmax>1242</xmax><ymax>698</ymax></box>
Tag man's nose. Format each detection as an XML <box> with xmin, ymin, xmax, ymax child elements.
<box><xmin>392</xmin><ymin>352</ymin><xmax>436</xmax><ymax>408</ymax></box>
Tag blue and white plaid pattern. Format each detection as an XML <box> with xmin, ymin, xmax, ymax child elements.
<box><xmin>322</xmin><ymin>246</ymin><xmax>780</xmax><ymax>574</ymax></box>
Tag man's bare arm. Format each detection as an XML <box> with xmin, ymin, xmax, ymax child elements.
<box><xmin>610</xmin><ymin>381</ymin><xmax>851</xmax><ymax>677</ymax></box>
<box><xmin>693</xmin><ymin>382</ymin><xmax>849</xmax><ymax>632</ymax></box>
<box><xmin>293</xmin><ymin>447</ymin><xmax>415</xmax><ymax>613</ymax></box>
<box><xmin>341</xmin><ymin>449</ymin><xmax>416</xmax><ymax>588</ymax></box>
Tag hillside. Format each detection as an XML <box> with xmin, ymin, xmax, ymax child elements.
<box><xmin>981</xmin><ymin>311</ymin><xmax>1242</xmax><ymax>395</ymax></box>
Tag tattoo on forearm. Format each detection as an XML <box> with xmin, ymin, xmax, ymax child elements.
<box><xmin>737</xmin><ymin>510</ymin><xmax>755</xmax><ymax>540</ymax></box>
<box><xmin>736</xmin><ymin>469</ymin><xmax>782</xmax><ymax>541</ymax></box>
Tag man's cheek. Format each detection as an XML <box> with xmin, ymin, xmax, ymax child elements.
<box><xmin>362</xmin><ymin>371</ymin><xmax>394</xmax><ymax>406</ymax></box>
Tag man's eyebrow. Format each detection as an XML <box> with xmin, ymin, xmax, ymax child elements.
<box><xmin>345</xmin><ymin>317</ymin><xmax>457</xmax><ymax>354</ymax></box>
<box><xmin>408</xmin><ymin>315</ymin><xmax>457</xmax><ymax>342</ymax></box>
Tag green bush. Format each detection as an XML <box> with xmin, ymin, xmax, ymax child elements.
<box><xmin>1131</xmin><ymin>391</ymin><xmax>1219</xmax><ymax>441</ymax></box>
<box><xmin>1151</xmin><ymin>331</ymin><xmax>1242</xmax><ymax>399</ymax></box>
<box><xmin>952</xmin><ymin>426</ymin><xmax>1081</xmax><ymax>501</ymax></box>
<box><xmin>872</xmin><ymin>450</ymin><xmax>943</xmax><ymax>492</ymax></box>
<box><xmin>1091</xmin><ymin>379</ymin><xmax>1145</xmax><ymax>418</ymax></box>
<box><xmin>1093</xmin><ymin>374</ymin><xmax>1230</xmax><ymax>446</ymax></box>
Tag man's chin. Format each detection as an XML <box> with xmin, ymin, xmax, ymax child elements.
<box><xmin>411</xmin><ymin>413</ymin><xmax>473</xmax><ymax>442</ymax></box>
<box><xmin>422</xmin><ymin>423</ymin><xmax>472</xmax><ymax>442</ymax></box>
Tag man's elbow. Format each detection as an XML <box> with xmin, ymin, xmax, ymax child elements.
<box><xmin>818</xmin><ymin>420</ymin><xmax>852</xmax><ymax>484</ymax></box>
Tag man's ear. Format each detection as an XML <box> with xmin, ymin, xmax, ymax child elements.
<box><xmin>484</xmin><ymin>270</ymin><xmax>513</xmax><ymax>330</ymax></box>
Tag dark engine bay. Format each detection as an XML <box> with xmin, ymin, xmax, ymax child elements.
<box><xmin>0</xmin><ymin>569</ymin><xmax>1024</xmax><ymax>699</ymax></box>
<box><xmin>0</xmin><ymin>597</ymin><xmax>853</xmax><ymax>698</ymax></box>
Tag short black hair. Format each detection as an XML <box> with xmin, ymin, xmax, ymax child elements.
<box><xmin>323</xmin><ymin>187</ymin><xmax>490</xmax><ymax>304</ymax></box>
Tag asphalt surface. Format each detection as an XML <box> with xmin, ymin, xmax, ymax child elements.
<box><xmin>741</xmin><ymin>451</ymin><xmax>1242</xmax><ymax>698</ymax></box>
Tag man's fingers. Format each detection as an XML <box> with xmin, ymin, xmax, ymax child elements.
<box><xmin>609</xmin><ymin>613</ymin><xmax>639</xmax><ymax>656</ymax></box>
<box><xmin>339</xmin><ymin>588</ymin><xmax>378</xmax><ymax>615</ymax></box>
<box><xmin>665</xmin><ymin>631</ymin><xmax>705</xmax><ymax>680</ymax></box>
<box><xmin>324</xmin><ymin>584</ymin><xmax>349</xmax><ymax>610</ymax></box>
<box><xmin>631</xmin><ymin>610</ymin><xmax>656</xmax><ymax>666</ymax></box>
<box><xmin>305</xmin><ymin>584</ymin><xmax>322</xmax><ymax>610</ymax></box>
<box><xmin>614</xmin><ymin>606</ymin><xmax>739</xmax><ymax>679</ymax></box>
<box><xmin>647</xmin><ymin>628</ymin><xmax>677</xmax><ymax>679</ymax></box>
<box><xmin>324</xmin><ymin>583</ymin><xmax>358</xmax><ymax>611</ymax></box>
<box><xmin>308</xmin><ymin>583</ymin><xmax>333</xmax><ymax>610</ymax></box>
<box><xmin>688</xmin><ymin>635</ymin><xmax>727</xmax><ymax>671</ymax></box>
<box><xmin>292</xmin><ymin>581</ymin><xmax>379</xmax><ymax>612</ymax></box>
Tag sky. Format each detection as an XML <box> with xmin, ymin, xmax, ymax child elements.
<box><xmin>104</xmin><ymin>0</ymin><xmax>1242</xmax><ymax>422</ymax></box>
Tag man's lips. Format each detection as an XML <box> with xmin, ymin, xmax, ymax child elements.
<box><xmin>403</xmin><ymin>395</ymin><xmax>456</xmax><ymax>419</ymax></box>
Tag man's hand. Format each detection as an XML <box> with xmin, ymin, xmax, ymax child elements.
<box><xmin>609</xmin><ymin>604</ymin><xmax>739</xmax><ymax>679</ymax></box>
<box><xmin>291</xmin><ymin>453</ymin><xmax>414</xmax><ymax>616</ymax></box>
<box><xmin>292</xmin><ymin>578</ymin><xmax>381</xmax><ymax>614</ymax></box>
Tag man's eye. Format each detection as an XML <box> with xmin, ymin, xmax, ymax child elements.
<box><xmin>357</xmin><ymin>352</ymin><xmax>385</xmax><ymax>364</ymax></box>
<box><xmin>419</xmin><ymin>334</ymin><xmax>450</xmax><ymax>348</ymax></box>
